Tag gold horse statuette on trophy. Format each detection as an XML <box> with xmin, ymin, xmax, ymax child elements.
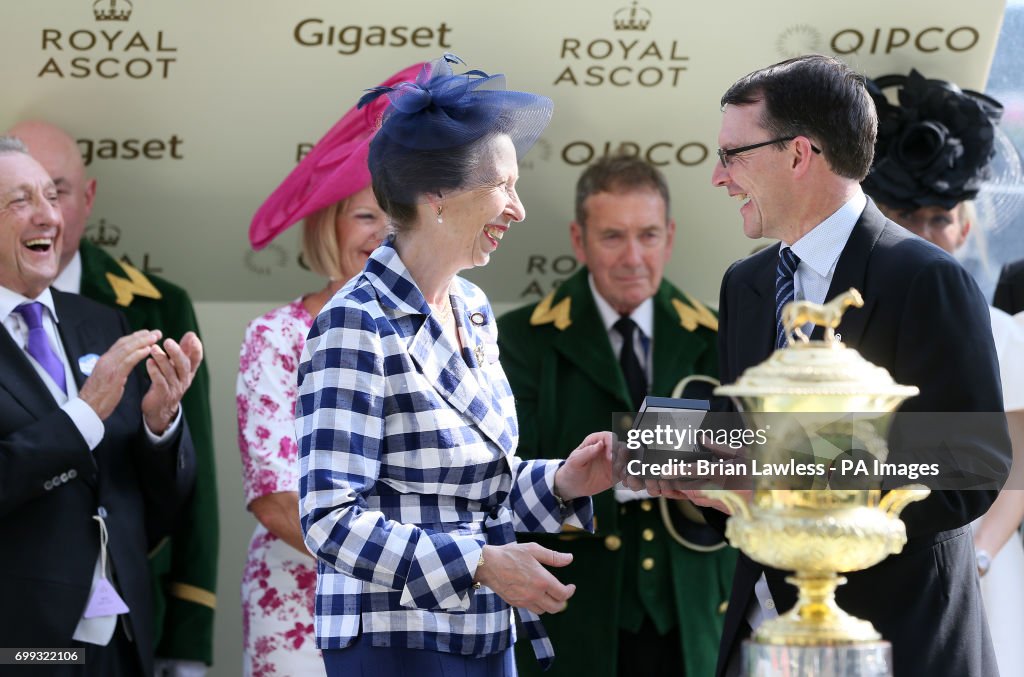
<box><xmin>782</xmin><ymin>288</ymin><xmax>863</xmax><ymax>344</ymax></box>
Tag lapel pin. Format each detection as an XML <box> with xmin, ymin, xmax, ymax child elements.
<box><xmin>78</xmin><ymin>353</ymin><xmax>100</xmax><ymax>376</ymax></box>
<box><xmin>470</xmin><ymin>311</ymin><xmax>486</xmax><ymax>326</ymax></box>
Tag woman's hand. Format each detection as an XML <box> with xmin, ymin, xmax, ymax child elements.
<box><xmin>475</xmin><ymin>543</ymin><xmax>576</xmax><ymax>615</ymax></box>
<box><xmin>554</xmin><ymin>431</ymin><xmax>617</xmax><ymax>500</ymax></box>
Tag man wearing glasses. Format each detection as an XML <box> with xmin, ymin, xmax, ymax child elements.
<box><xmin>686</xmin><ymin>55</ymin><xmax>1009</xmax><ymax>676</ymax></box>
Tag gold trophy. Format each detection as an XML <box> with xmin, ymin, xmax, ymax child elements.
<box><xmin>705</xmin><ymin>289</ymin><xmax>930</xmax><ymax>676</ymax></box>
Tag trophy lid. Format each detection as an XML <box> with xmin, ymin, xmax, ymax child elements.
<box><xmin>716</xmin><ymin>288</ymin><xmax>919</xmax><ymax>399</ymax></box>
<box><xmin>715</xmin><ymin>340</ymin><xmax>919</xmax><ymax>398</ymax></box>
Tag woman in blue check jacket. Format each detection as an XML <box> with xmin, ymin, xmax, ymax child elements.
<box><xmin>296</xmin><ymin>55</ymin><xmax>618</xmax><ymax>677</ymax></box>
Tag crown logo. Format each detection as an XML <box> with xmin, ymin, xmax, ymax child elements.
<box><xmin>86</xmin><ymin>219</ymin><xmax>122</xmax><ymax>247</ymax></box>
<box><xmin>93</xmin><ymin>0</ymin><xmax>133</xmax><ymax>22</ymax></box>
<box><xmin>614</xmin><ymin>2</ymin><xmax>651</xmax><ymax>31</ymax></box>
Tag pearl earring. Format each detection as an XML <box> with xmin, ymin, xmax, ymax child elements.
<box><xmin>436</xmin><ymin>205</ymin><xmax>443</xmax><ymax>224</ymax></box>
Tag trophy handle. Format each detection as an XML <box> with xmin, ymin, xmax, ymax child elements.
<box><xmin>699</xmin><ymin>490</ymin><xmax>752</xmax><ymax>520</ymax></box>
<box><xmin>878</xmin><ymin>485</ymin><xmax>931</xmax><ymax>518</ymax></box>
<box><xmin>671</xmin><ymin>374</ymin><xmax>719</xmax><ymax>399</ymax></box>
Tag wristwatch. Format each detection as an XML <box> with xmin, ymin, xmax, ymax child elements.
<box><xmin>976</xmin><ymin>549</ymin><xmax>992</xmax><ymax>577</ymax></box>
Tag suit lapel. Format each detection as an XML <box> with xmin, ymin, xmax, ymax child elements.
<box><xmin>52</xmin><ymin>290</ymin><xmax>95</xmax><ymax>390</ymax></box>
<box><xmin>406</xmin><ymin>302</ymin><xmax>513</xmax><ymax>455</ymax></box>
<box><xmin>407</xmin><ymin>303</ymin><xmax>480</xmax><ymax>407</ymax></box>
<box><xmin>550</xmin><ymin>271</ymin><xmax>633</xmax><ymax>409</ymax></box>
<box><xmin>738</xmin><ymin>245</ymin><xmax>779</xmax><ymax>372</ymax></box>
<box><xmin>456</xmin><ymin>293</ymin><xmax>517</xmax><ymax>454</ymax></box>
<box><xmin>811</xmin><ymin>203</ymin><xmax>885</xmax><ymax>348</ymax></box>
<box><xmin>651</xmin><ymin>286</ymin><xmax>711</xmax><ymax>396</ymax></box>
<box><xmin>0</xmin><ymin>324</ymin><xmax>58</xmax><ymax>417</ymax></box>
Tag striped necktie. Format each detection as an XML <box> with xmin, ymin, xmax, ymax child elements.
<box><xmin>775</xmin><ymin>247</ymin><xmax>801</xmax><ymax>349</ymax></box>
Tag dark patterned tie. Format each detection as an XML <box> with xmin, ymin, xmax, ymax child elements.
<box><xmin>15</xmin><ymin>302</ymin><xmax>67</xmax><ymax>394</ymax></box>
<box><xmin>614</xmin><ymin>316</ymin><xmax>647</xmax><ymax>410</ymax></box>
<box><xmin>775</xmin><ymin>247</ymin><xmax>802</xmax><ymax>349</ymax></box>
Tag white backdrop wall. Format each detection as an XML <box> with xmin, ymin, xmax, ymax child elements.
<box><xmin>1</xmin><ymin>0</ymin><xmax>1008</xmax><ymax>306</ymax></box>
<box><xmin>1</xmin><ymin>1</ymin><xmax>1008</xmax><ymax>673</ymax></box>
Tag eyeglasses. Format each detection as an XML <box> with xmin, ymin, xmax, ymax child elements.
<box><xmin>716</xmin><ymin>136</ymin><xmax>822</xmax><ymax>168</ymax></box>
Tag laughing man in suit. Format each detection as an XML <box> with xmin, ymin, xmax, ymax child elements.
<box><xmin>0</xmin><ymin>136</ymin><xmax>198</xmax><ymax>676</ymax></box>
<box><xmin>686</xmin><ymin>55</ymin><xmax>1011</xmax><ymax>677</ymax></box>
<box><xmin>8</xmin><ymin>119</ymin><xmax>219</xmax><ymax>677</ymax></box>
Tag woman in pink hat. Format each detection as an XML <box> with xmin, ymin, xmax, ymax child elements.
<box><xmin>236</xmin><ymin>62</ymin><xmax>422</xmax><ymax>677</ymax></box>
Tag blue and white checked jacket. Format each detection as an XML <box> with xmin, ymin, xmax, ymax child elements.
<box><xmin>296</xmin><ymin>241</ymin><xmax>594</xmax><ymax>657</ymax></box>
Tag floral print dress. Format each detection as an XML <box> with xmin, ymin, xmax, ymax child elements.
<box><xmin>237</xmin><ymin>299</ymin><xmax>324</xmax><ymax>677</ymax></box>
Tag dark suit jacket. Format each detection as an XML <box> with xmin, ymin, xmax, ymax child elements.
<box><xmin>0</xmin><ymin>289</ymin><xmax>195</xmax><ymax>675</ymax></box>
<box><xmin>714</xmin><ymin>201</ymin><xmax>1010</xmax><ymax>677</ymax></box>
<box><xmin>993</xmin><ymin>258</ymin><xmax>1024</xmax><ymax>316</ymax></box>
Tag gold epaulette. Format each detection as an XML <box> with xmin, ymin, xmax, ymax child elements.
<box><xmin>169</xmin><ymin>582</ymin><xmax>217</xmax><ymax>610</ymax></box>
<box><xmin>529</xmin><ymin>291</ymin><xmax>572</xmax><ymax>330</ymax></box>
<box><xmin>106</xmin><ymin>258</ymin><xmax>163</xmax><ymax>307</ymax></box>
<box><xmin>672</xmin><ymin>297</ymin><xmax>718</xmax><ymax>332</ymax></box>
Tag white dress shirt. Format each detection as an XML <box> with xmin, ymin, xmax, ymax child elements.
<box><xmin>789</xmin><ymin>191</ymin><xmax>866</xmax><ymax>306</ymax></box>
<box><xmin>588</xmin><ymin>274</ymin><xmax>654</xmax><ymax>384</ymax></box>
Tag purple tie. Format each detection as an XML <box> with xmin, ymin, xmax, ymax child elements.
<box><xmin>15</xmin><ymin>302</ymin><xmax>67</xmax><ymax>394</ymax></box>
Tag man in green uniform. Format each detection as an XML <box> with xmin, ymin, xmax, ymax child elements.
<box><xmin>10</xmin><ymin>120</ymin><xmax>218</xmax><ymax>677</ymax></box>
<box><xmin>499</xmin><ymin>154</ymin><xmax>736</xmax><ymax>677</ymax></box>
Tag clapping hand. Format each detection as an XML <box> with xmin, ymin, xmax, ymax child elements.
<box><xmin>141</xmin><ymin>331</ymin><xmax>203</xmax><ymax>435</ymax></box>
<box><xmin>79</xmin><ymin>329</ymin><xmax>161</xmax><ymax>421</ymax></box>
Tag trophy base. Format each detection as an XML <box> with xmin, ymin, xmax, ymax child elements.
<box><xmin>753</xmin><ymin>575</ymin><xmax>882</xmax><ymax>645</ymax></box>
<box><xmin>744</xmin><ymin>640</ymin><xmax>892</xmax><ymax>677</ymax></box>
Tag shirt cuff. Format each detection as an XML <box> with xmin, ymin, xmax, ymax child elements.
<box><xmin>62</xmin><ymin>397</ymin><xmax>104</xmax><ymax>451</ymax></box>
<box><xmin>614</xmin><ymin>486</ymin><xmax>653</xmax><ymax>503</ymax></box>
<box><xmin>145</xmin><ymin>406</ymin><xmax>182</xmax><ymax>445</ymax></box>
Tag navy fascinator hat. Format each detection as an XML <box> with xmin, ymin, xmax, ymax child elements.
<box><xmin>862</xmin><ymin>69</ymin><xmax>1003</xmax><ymax>211</ymax></box>
<box><xmin>359</xmin><ymin>54</ymin><xmax>554</xmax><ymax>205</ymax></box>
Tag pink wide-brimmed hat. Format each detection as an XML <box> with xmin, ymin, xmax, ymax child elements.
<box><xmin>248</xmin><ymin>62</ymin><xmax>427</xmax><ymax>250</ymax></box>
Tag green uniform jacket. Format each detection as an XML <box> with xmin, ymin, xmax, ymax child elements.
<box><xmin>79</xmin><ymin>239</ymin><xmax>218</xmax><ymax>665</ymax></box>
<box><xmin>498</xmin><ymin>268</ymin><xmax>736</xmax><ymax>677</ymax></box>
